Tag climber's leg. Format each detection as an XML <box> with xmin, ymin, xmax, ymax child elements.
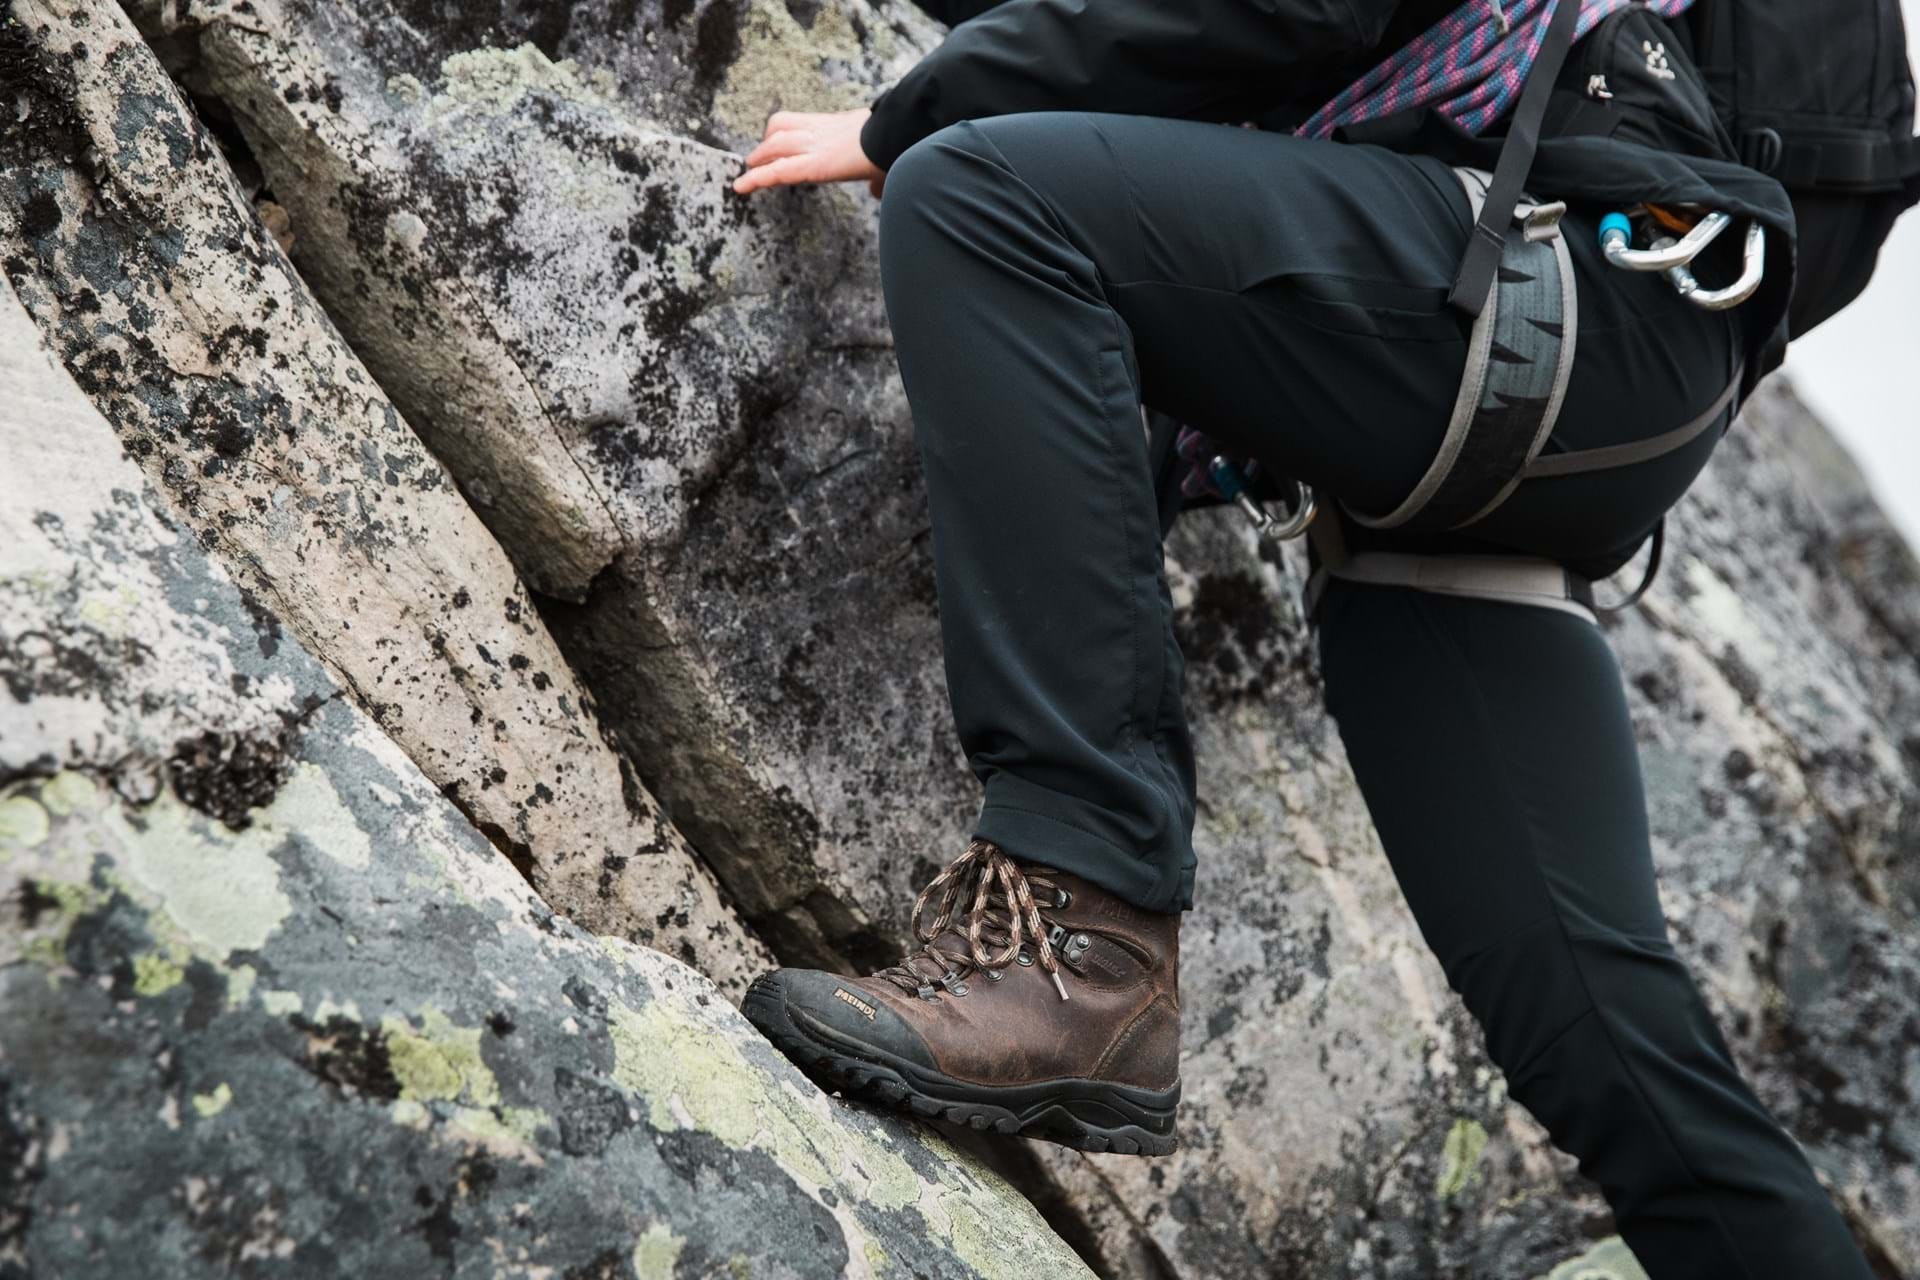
<box><xmin>1317</xmin><ymin>583</ymin><xmax>1872</xmax><ymax>1278</ymax></box>
<box><xmin>751</xmin><ymin>111</ymin><xmax>1488</xmax><ymax>1152</ymax></box>
<box><xmin>877</xmin><ymin>112</ymin><xmax>1474</xmax><ymax>912</ymax></box>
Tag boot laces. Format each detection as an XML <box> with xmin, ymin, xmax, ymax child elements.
<box><xmin>877</xmin><ymin>840</ymin><xmax>1071</xmax><ymax>1002</ymax></box>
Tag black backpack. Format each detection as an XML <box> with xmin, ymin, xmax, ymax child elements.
<box><xmin>1466</xmin><ymin>0</ymin><xmax>1920</xmax><ymax>338</ymax></box>
<box><xmin>1680</xmin><ymin>0</ymin><xmax>1920</xmax><ymax>334</ymax></box>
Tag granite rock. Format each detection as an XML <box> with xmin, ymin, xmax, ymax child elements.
<box><xmin>0</xmin><ymin>0</ymin><xmax>770</xmax><ymax>994</ymax></box>
<box><xmin>0</xmin><ymin>265</ymin><xmax>1090</xmax><ymax>1280</ymax></box>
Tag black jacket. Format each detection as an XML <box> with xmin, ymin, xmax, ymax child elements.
<box><xmin>861</xmin><ymin>0</ymin><xmax>1798</xmax><ymax>392</ymax></box>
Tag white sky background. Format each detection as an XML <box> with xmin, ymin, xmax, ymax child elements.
<box><xmin>1782</xmin><ymin>3</ymin><xmax>1920</xmax><ymax>546</ymax></box>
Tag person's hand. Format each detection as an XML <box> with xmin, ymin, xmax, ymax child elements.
<box><xmin>732</xmin><ymin>108</ymin><xmax>884</xmax><ymax>198</ymax></box>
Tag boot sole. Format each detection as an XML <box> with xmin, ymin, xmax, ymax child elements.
<box><xmin>742</xmin><ymin>974</ymin><xmax>1179</xmax><ymax>1156</ymax></box>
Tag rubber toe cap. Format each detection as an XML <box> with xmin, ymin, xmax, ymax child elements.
<box><xmin>748</xmin><ymin>968</ymin><xmax>936</xmax><ymax>1071</ymax></box>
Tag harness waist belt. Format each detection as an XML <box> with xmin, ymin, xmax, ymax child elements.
<box><xmin>1304</xmin><ymin>549</ymin><xmax>1598</xmax><ymax>624</ymax></box>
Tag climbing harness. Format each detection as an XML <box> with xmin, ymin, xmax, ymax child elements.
<box><xmin>1300</xmin><ymin>166</ymin><xmax>1753</xmax><ymax>622</ymax></box>
<box><xmin>1346</xmin><ymin>167</ymin><xmax>1579</xmax><ymax>536</ymax></box>
<box><xmin>1180</xmin><ymin>0</ymin><xmax>1867</xmax><ymax>621</ymax></box>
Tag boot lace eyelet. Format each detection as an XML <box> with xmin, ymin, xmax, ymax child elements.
<box><xmin>1052</xmin><ymin>888</ymin><xmax>1073</xmax><ymax>909</ymax></box>
<box><xmin>1015</xmin><ymin>950</ymin><xmax>1033</xmax><ymax>967</ymax></box>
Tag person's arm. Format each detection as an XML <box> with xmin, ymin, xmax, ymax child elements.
<box><xmin>910</xmin><ymin>0</ymin><xmax>1012</xmax><ymax>29</ymax></box>
<box><xmin>860</xmin><ymin>0</ymin><xmax>1398</xmax><ymax>169</ymax></box>
<box><xmin>732</xmin><ymin>0</ymin><xmax>1400</xmax><ymax>194</ymax></box>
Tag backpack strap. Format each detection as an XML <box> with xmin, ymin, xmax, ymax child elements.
<box><xmin>1447</xmin><ymin>0</ymin><xmax>1583</xmax><ymax>315</ymax></box>
<box><xmin>1743</xmin><ymin>127</ymin><xmax>1920</xmax><ymax>192</ymax></box>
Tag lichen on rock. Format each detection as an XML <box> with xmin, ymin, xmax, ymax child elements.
<box><xmin>4</xmin><ymin>0</ymin><xmax>1915</xmax><ymax>1275</ymax></box>
<box><xmin>1</xmin><ymin>0</ymin><xmax>770</xmax><ymax>997</ymax></box>
<box><xmin>0</xmin><ymin>262</ymin><xmax>1088</xmax><ymax>1278</ymax></box>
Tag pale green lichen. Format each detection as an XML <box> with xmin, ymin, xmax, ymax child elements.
<box><xmin>1435</xmin><ymin>1118</ymin><xmax>1490</xmax><ymax>1199</ymax></box>
<box><xmin>226</xmin><ymin>963</ymin><xmax>258</xmax><ymax>1009</ymax></box>
<box><xmin>39</xmin><ymin>772</ymin><xmax>100</xmax><ymax>818</ymax></box>
<box><xmin>76</xmin><ymin>586</ymin><xmax>140</xmax><ymax>636</ymax></box>
<box><xmin>711</xmin><ymin>0</ymin><xmax>869</xmax><ymax>139</ymax></box>
<box><xmin>270</xmin><ymin>764</ymin><xmax>370</xmax><ymax>869</ymax></box>
<box><xmin>632</xmin><ymin>1224</ymin><xmax>685</xmax><ymax>1280</ymax></box>
<box><xmin>17</xmin><ymin>878</ymin><xmax>107</xmax><ymax>970</ymax></box>
<box><xmin>609</xmin><ymin>998</ymin><xmax>759</xmax><ymax>1146</ymax></box>
<box><xmin>604</xmin><ymin>986</ymin><xmax>1087</xmax><ymax>1279</ymax></box>
<box><xmin>107</xmin><ymin>790</ymin><xmax>294</xmax><ymax>958</ymax></box>
<box><xmin>132</xmin><ymin>947</ymin><xmax>187</xmax><ymax>996</ymax></box>
<box><xmin>450</xmin><ymin>1104</ymin><xmax>547</xmax><ymax>1147</ymax></box>
<box><xmin>0</xmin><ymin>795</ymin><xmax>50</xmax><ymax>849</ymax></box>
<box><xmin>192</xmin><ymin>1083</ymin><xmax>233</xmax><ymax>1118</ymax></box>
<box><xmin>259</xmin><ymin>989</ymin><xmax>303</xmax><ymax>1017</ymax></box>
<box><xmin>390</xmin><ymin>1099</ymin><xmax>432</xmax><ymax>1129</ymax></box>
<box><xmin>383</xmin><ymin>1007</ymin><xmax>500</xmax><ymax>1107</ymax></box>
<box><xmin>1534</xmin><ymin>1237</ymin><xmax>1651</xmax><ymax>1280</ymax></box>
<box><xmin>425</xmin><ymin>44</ymin><xmax>617</xmax><ymax>124</ymax></box>
<box><xmin>312</xmin><ymin>996</ymin><xmax>363</xmax><ymax>1023</ymax></box>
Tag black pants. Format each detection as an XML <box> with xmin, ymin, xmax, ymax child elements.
<box><xmin>878</xmin><ymin>111</ymin><xmax>1870</xmax><ymax>1277</ymax></box>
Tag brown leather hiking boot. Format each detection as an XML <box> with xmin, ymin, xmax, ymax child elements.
<box><xmin>743</xmin><ymin>840</ymin><xmax>1181</xmax><ymax>1155</ymax></box>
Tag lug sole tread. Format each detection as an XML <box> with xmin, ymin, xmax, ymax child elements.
<box><xmin>742</xmin><ymin>977</ymin><xmax>1176</xmax><ymax>1158</ymax></box>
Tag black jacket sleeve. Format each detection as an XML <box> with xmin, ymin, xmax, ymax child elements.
<box><xmin>860</xmin><ymin>0</ymin><xmax>1401</xmax><ymax>170</ymax></box>
<box><xmin>908</xmin><ymin>0</ymin><xmax>1013</xmax><ymax>28</ymax></box>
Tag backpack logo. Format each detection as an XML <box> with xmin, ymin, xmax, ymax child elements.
<box><xmin>1643</xmin><ymin>40</ymin><xmax>1677</xmax><ymax>82</ymax></box>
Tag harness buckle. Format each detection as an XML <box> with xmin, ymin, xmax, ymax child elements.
<box><xmin>1518</xmin><ymin>199</ymin><xmax>1567</xmax><ymax>243</ymax></box>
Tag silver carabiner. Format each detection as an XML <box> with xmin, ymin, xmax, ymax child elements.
<box><xmin>1661</xmin><ymin>219</ymin><xmax>1766</xmax><ymax>311</ymax></box>
<box><xmin>1210</xmin><ymin>456</ymin><xmax>1317</xmax><ymax>543</ymax></box>
<box><xmin>1598</xmin><ymin>210</ymin><xmax>1766</xmax><ymax>311</ymax></box>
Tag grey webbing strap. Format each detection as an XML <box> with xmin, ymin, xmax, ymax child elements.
<box><xmin>1305</xmin><ymin>518</ymin><xmax>1598</xmax><ymax>624</ymax></box>
<box><xmin>1307</xmin><ymin>552</ymin><xmax>1599</xmax><ymax>622</ymax></box>
<box><xmin>1522</xmin><ymin>373</ymin><xmax>1742</xmax><ymax>478</ymax></box>
<box><xmin>1447</xmin><ymin>0</ymin><xmax>1582</xmax><ymax>315</ymax></box>
<box><xmin>1345</xmin><ymin>168</ymin><xmax>1577</xmax><ymax>534</ymax></box>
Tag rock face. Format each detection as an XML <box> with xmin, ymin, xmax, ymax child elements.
<box><xmin>0</xmin><ymin>0</ymin><xmax>770</xmax><ymax>995</ymax></box>
<box><xmin>2</xmin><ymin>0</ymin><xmax>1915</xmax><ymax>1275</ymax></box>
<box><xmin>1040</xmin><ymin>380</ymin><xmax>1920</xmax><ymax>1277</ymax></box>
<box><xmin>121</xmin><ymin>0</ymin><xmax>952</xmax><ymax>968</ymax></box>
<box><xmin>0</xmin><ymin>270</ymin><xmax>1091</xmax><ymax>1279</ymax></box>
